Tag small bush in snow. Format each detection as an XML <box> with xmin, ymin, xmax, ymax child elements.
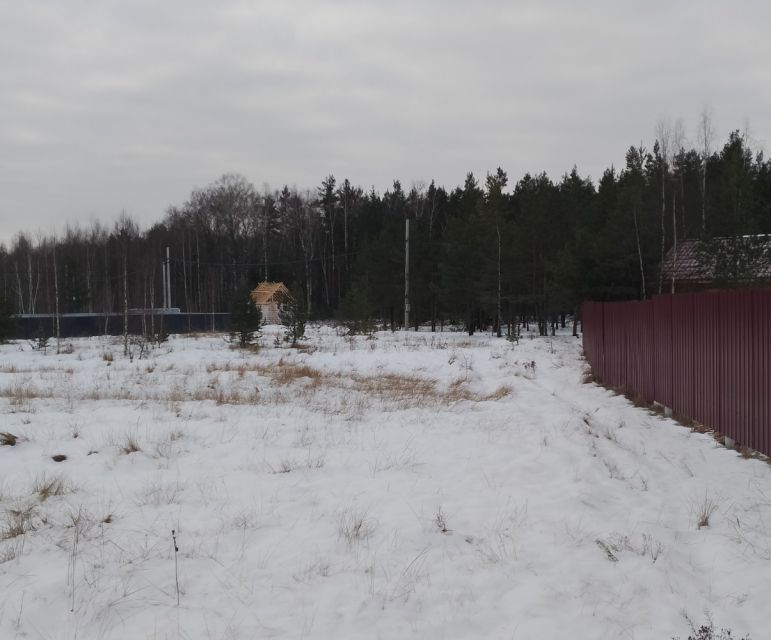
<box><xmin>434</xmin><ymin>507</ymin><xmax>450</xmax><ymax>534</ymax></box>
<box><xmin>673</xmin><ymin>622</ymin><xmax>751</xmax><ymax>640</ymax></box>
<box><xmin>695</xmin><ymin>494</ymin><xmax>719</xmax><ymax>529</ymax></box>
<box><xmin>338</xmin><ymin>509</ymin><xmax>376</xmax><ymax>546</ymax></box>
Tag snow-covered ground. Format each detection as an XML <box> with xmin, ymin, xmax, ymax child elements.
<box><xmin>0</xmin><ymin>326</ymin><xmax>768</xmax><ymax>640</ymax></box>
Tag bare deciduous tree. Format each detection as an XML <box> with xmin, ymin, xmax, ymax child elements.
<box><xmin>696</xmin><ymin>106</ymin><xmax>714</xmax><ymax>235</ymax></box>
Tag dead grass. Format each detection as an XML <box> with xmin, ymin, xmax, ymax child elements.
<box><xmin>351</xmin><ymin>372</ymin><xmax>437</xmax><ymax>404</ymax></box>
<box><xmin>274</xmin><ymin>362</ymin><xmax>324</xmax><ymax>386</ymax></box>
<box><xmin>0</xmin><ymin>431</ymin><xmax>18</xmax><ymax>446</ymax></box>
<box><xmin>0</xmin><ymin>341</ymin><xmax>515</xmax><ymax>413</ymax></box>
<box><xmin>444</xmin><ymin>379</ymin><xmax>512</xmax><ymax>403</ymax></box>
<box><xmin>738</xmin><ymin>445</ymin><xmax>754</xmax><ymax>459</ymax></box>
<box><xmin>338</xmin><ymin>508</ymin><xmax>376</xmax><ymax>546</ymax></box>
<box><xmin>1</xmin><ymin>504</ymin><xmax>38</xmax><ymax>539</ymax></box>
<box><xmin>120</xmin><ymin>435</ymin><xmax>142</xmax><ymax>455</ymax></box>
<box><xmin>695</xmin><ymin>495</ymin><xmax>719</xmax><ymax>529</ymax></box>
<box><xmin>672</xmin><ymin>412</ymin><xmax>696</xmax><ymax>429</ymax></box>
<box><xmin>1</xmin><ymin>383</ymin><xmax>52</xmax><ymax>410</ymax></box>
<box><xmin>195</xmin><ymin>360</ymin><xmax>511</xmax><ymax>411</ymax></box>
<box><xmin>32</xmin><ymin>473</ymin><xmax>73</xmax><ymax>500</ymax></box>
<box><xmin>484</xmin><ymin>385</ymin><xmax>513</xmax><ymax>401</ymax></box>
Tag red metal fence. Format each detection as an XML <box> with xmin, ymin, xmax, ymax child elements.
<box><xmin>582</xmin><ymin>291</ymin><xmax>771</xmax><ymax>456</ymax></box>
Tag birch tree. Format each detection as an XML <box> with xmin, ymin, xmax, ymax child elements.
<box><xmin>696</xmin><ymin>106</ymin><xmax>715</xmax><ymax>236</ymax></box>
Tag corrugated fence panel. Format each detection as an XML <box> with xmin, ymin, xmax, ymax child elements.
<box><xmin>671</xmin><ymin>294</ymin><xmax>695</xmax><ymax>419</ymax></box>
<box><xmin>582</xmin><ymin>291</ymin><xmax>771</xmax><ymax>458</ymax></box>
<box><xmin>599</xmin><ymin>303</ymin><xmax>617</xmax><ymax>385</ymax></box>
<box><xmin>627</xmin><ymin>301</ymin><xmax>655</xmax><ymax>402</ymax></box>
<box><xmin>606</xmin><ymin>304</ymin><xmax>627</xmax><ymax>388</ymax></box>
<box><xmin>692</xmin><ymin>293</ymin><xmax>721</xmax><ymax>432</ymax></box>
<box><xmin>640</xmin><ymin>302</ymin><xmax>657</xmax><ymax>403</ymax></box>
<box><xmin>717</xmin><ymin>292</ymin><xmax>734</xmax><ymax>439</ymax></box>
<box><xmin>754</xmin><ymin>292</ymin><xmax>771</xmax><ymax>456</ymax></box>
<box><xmin>653</xmin><ymin>296</ymin><xmax>673</xmax><ymax>409</ymax></box>
<box><xmin>733</xmin><ymin>291</ymin><xmax>756</xmax><ymax>449</ymax></box>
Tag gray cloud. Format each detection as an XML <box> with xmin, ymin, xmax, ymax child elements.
<box><xmin>1</xmin><ymin>0</ymin><xmax>770</xmax><ymax>244</ymax></box>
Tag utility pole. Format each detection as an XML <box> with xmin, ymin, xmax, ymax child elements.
<box><xmin>53</xmin><ymin>240</ymin><xmax>61</xmax><ymax>354</ymax></box>
<box><xmin>166</xmin><ymin>246</ymin><xmax>172</xmax><ymax>309</ymax></box>
<box><xmin>404</xmin><ymin>218</ymin><xmax>410</xmax><ymax>330</ymax></box>
<box><xmin>162</xmin><ymin>252</ymin><xmax>167</xmax><ymax>310</ymax></box>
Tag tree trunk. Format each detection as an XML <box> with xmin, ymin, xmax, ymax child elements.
<box><xmin>658</xmin><ymin>169</ymin><xmax>666</xmax><ymax>294</ymax></box>
<box><xmin>633</xmin><ymin>203</ymin><xmax>646</xmax><ymax>299</ymax></box>
<box><xmin>670</xmin><ymin>189</ymin><xmax>677</xmax><ymax>294</ymax></box>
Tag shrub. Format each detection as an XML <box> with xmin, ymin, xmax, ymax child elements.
<box><xmin>0</xmin><ymin>432</ymin><xmax>18</xmax><ymax>446</ymax></box>
<box><xmin>673</xmin><ymin>622</ymin><xmax>751</xmax><ymax>639</ymax></box>
<box><xmin>30</xmin><ymin>332</ymin><xmax>50</xmax><ymax>354</ymax></box>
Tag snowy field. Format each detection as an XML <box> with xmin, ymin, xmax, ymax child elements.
<box><xmin>0</xmin><ymin>326</ymin><xmax>768</xmax><ymax>640</ymax></box>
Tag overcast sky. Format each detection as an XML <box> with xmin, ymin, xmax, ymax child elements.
<box><xmin>1</xmin><ymin>1</ymin><xmax>770</xmax><ymax>245</ymax></box>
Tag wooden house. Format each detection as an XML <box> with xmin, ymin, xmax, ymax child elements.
<box><xmin>660</xmin><ymin>236</ymin><xmax>771</xmax><ymax>292</ymax></box>
<box><xmin>250</xmin><ymin>282</ymin><xmax>289</xmax><ymax>324</ymax></box>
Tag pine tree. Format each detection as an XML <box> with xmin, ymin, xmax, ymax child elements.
<box><xmin>229</xmin><ymin>290</ymin><xmax>262</xmax><ymax>348</ymax></box>
<box><xmin>0</xmin><ymin>294</ymin><xmax>15</xmax><ymax>343</ymax></box>
<box><xmin>337</xmin><ymin>273</ymin><xmax>376</xmax><ymax>335</ymax></box>
<box><xmin>279</xmin><ymin>282</ymin><xmax>307</xmax><ymax>347</ymax></box>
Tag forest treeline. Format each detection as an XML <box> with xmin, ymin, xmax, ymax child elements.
<box><xmin>1</xmin><ymin>124</ymin><xmax>770</xmax><ymax>334</ymax></box>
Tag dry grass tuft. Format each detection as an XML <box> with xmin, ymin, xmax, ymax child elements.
<box><xmin>445</xmin><ymin>379</ymin><xmax>474</xmax><ymax>402</ymax></box>
<box><xmin>273</xmin><ymin>362</ymin><xmax>324</xmax><ymax>386</ymax></box>
<box><xmin>672</xmin><ymin>412</ymin><xmax>696</xmax><ymax>429</ymax></box>
<box><xmin>352</xmin><ymin>372</ymin><xmax>435</xmax><ymax>402</ymax></box>
<box><xmin>338</xmin><ymin>509</ymin><xmax>376</xmax><ymax>546</ymax></box>
<box><xmin>737</xmin><ymin>445</ymin><xmax>756</xmax><ymax>459</ymax></box>
<box><xmin>32</xmin><ymin>473</ymin><xmax>73</xmax><ymax>500</ymax></box>
<box><xmin>695</xmin><ymin>495</ymin><xmax>719</xmax><ymax>529</ymax></box>
<box><xmin>482</xmin><ymin>384</ymin><xmax>512</xmax><ymax>401</ymax></box>
<box><xmin>121</xmin><ymin>435</ymin><xmax>142</xmax><ymax>455</ymax></box>
<box><xmin>1</xmin><ymin>383</ymin><xmax>51</xmax><ymax>410</ymax></box>
<box><xmin>445</xmin><ymin>379</ymin><xmax>512</xmax><ymax>404</ymax></box>
<box><xmin>1</xmin><ymin>504</ymin><xmax>38</xmax><ymax>539</ymax></box>
<box><xmin>0</xmin><ymin>431</ymin><xmax>18</xmax><ymax>446</ymax></box>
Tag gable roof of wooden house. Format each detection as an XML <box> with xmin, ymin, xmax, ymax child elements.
<box><xmin>250</xmin><ymin>282</ymin><xmax>290</xmax><ymax>324</ymax></box>
<box><xmin>250</xmin><ymin>282</ymin><xmax>289</xmax><ymax>306</ymax></box>
<box><xmin>661</xmin><ymin>236</ymin><xmax>771</xmax><ymax>287</ymax></box>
